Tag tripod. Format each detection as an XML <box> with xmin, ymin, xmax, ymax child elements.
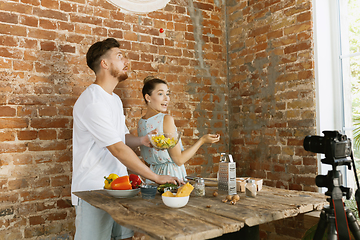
<box><xmin>303</xmin><ymin>131</ymin><xmax>360</xmax><ymax>239</ymax></box>
<box><xmin>314</xmin><ymin>199</ymin><xmax>360</xmax><ymax>239</ymax></box>
<box><xmin>313</xmin><ymin>169</ymin><xmax>360</xmax><ymax>240</ymax></box>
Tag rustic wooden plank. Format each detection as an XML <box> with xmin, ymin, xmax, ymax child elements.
<box><xmin>250</xmin><ymin>187</ymin><xmax>327</xmax><ymax>217</ymax></box>
<box><xmin>187</xmin><ymin>196</ymin><xmax>267</xmax><ymax>227</ymax></box>
<box><xmin>188</xmin><ymin>186</ymin><xmax>328</xmax><ymax>227</ymax></box>
<box><xmin>203</xmin><ymin>178</ymin><xmax>218</xmax><ymax>187</ymax></box>
<box><xmin>120</xmin><ymin>197</ymin><xmax>226</xmax><ymax>240</ymax></box>
<box><xmin>118</xmin><ymin>193</ymin><xmax>244</xmax><ymax>235</ymax></box>
<box><xmin>73</xmin><ymin>186</ymin><xmax>328</xmax><ymax>240</ymax></box>
<box><xmin>119</xmin><ymin>195</ymin><xmax>245</xmax><ymax>239</ymax></box>
<box><xmin>177</xmin><ymin>206</ymin><xmax>244</xmax><ymax>234</ymax></box>
<box><xmin>74</xmin><ymin>191</ymin><xmax>175</xmax><ymax>240</ymax></box>
<box><xmin>74</xmin><ymin>190</ymin><xmax>229</xmax><ymax>240</ymax></box>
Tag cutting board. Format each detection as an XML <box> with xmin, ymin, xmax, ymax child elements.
<box><xmin>187</xmin><ymin>178</ymin><xmax>218</xmax><ymax>187</ymax></box>
<box><xmin>203</xmin><ymin>178</ymin><xmax>218</xmax><ymax>187</ymax></box>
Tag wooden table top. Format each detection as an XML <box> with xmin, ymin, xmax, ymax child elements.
<box><xmin>73</xmin><ymin>186</ymin><xmax>328</xmax><ymax>240</ymax></box>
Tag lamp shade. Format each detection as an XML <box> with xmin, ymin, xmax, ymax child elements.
<box><xmin>106</xmin><ymin>0</ymin><xmax>171</xmax><ymax>14</ymax></box>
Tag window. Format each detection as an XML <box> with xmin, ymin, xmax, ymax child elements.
<box><xmin>314</xmin><ymin>0</ymin><xmax>360</xmax><ymax>191</ymax></box>
<box><xmin>340</xmin><ymin>0</ymin><xmax>360</xmax><ymax>189</ymax></box>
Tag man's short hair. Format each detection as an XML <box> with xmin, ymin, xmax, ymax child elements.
<box><xmin>86</xmin><ymin>38</ymin><xmax>120</xmax><ymax>73</ymax></box>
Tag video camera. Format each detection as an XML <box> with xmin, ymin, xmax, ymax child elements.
<box><xmin>303</xmin><ymin>130</ymin><xmax>360</xmax><ymax>240</ymax></box>
<box><xmin>303</xmin><ymin>130</ymin><xmax>352</xmax><ymax>167</ymax></box>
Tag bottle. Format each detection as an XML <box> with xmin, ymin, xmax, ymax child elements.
<box><xmin>220</xmin><ymin>153</ymin><xmax>227</xmax><ymax>162</ymax></box>
<box><xmin>194</xmin><ymin>177</ymin><xmax>205</xmax><ymax>196</ymax></box>
<box><xmin>245</xmin><ymin>179</ymin><xmax>256</xmax><ymax>198</ymax></box>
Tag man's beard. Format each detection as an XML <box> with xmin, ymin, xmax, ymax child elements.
<box><xmin>110</xmin><ymin>64</ymin><xmax>128</xmax><ymax>82</ymax></box>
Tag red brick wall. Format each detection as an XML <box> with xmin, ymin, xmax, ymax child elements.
<box><xmin>227</xmin><ymin>0</ymin><xmax>318</xmax><ymax>192</ymax></box>
<box><xmin>0</xmin><ymin>0</ymin><xmax>318</xmax><ymax>239</ymax></box>
<box><xmin>0</xmin><ymin>0</ymin><xmax>227</xmax><ymax>239</ymax></box>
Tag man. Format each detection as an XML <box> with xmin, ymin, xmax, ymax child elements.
<box><xmin>71</xmin><ymin>38</ymin><xmax>182</xmax><ymax>240</ymax></box>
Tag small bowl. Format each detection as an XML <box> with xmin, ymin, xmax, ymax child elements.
<box><xmin>148</xmin><ymin>131</ymin><xmax>182</xmax><ymax>150</ymax></box>
<box><xmin>162</xmin><ymin>193</ymin><xmax>189</xmax><ymax>208</ymax></box>
<box><xmin>140</xmin><ymin>185</ymin><xmax>157</xmax><ymax>199</ymax></box>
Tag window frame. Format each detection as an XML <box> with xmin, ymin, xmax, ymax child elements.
<box><xmin>313</xmin><ymin>0</ymin><xmax>356</xmax><ymax>191</ymax></box>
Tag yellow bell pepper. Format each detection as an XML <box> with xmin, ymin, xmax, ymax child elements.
<box><xmin>104</xmin><ymin>173</ymin><xmax>119</xmax><ymax>189</ymax></box>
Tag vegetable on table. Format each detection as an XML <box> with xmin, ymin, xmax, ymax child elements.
<box><xmin>111</xmin><ymin>175</ymin><xmax>132</xmax><ymax>190</ymax></box>
<box><xmin>129</xmin><ymin>174</ymin><xmax>142</xmax><ymax>189</ymax></box>
<box><xmin>157</xmin><ymin>183</ymin><xmax>179</xmax><ymax>194</ymax></box>
<box><xmin>222</xmin><ymin>194</ymin><xmax>240</xmax><ymax>205</ymax></box>
<box><xmin>104</xmin><ymin>173</ymin><xmax>119</xmax><ymax>189</ymax></box>
<box><xmin>231</xmin><ymin>194</ymin><xmax>240</xmax><ymax>205</ymax></box>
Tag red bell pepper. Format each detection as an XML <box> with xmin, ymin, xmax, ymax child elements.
<box><xmin>129</xmin><ymin>174</ymin><xmax>142</xmax><ymax>189</ymax></box>
<box><xmin>111</xmin><ymin>175</ymin><xmax>132</xmax><ymax>190</ymax></box>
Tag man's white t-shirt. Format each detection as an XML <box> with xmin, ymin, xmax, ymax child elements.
<box><xmin>71</xmin><ymin>84</ymin><xmax>129</xmax><ymax>205</ymax></box>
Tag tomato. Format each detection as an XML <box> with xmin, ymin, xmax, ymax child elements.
<box><xmin>111</xmin><ymin>175</ymin><xmax>132</xmax><ymax>190</ymax></box>
<box><xmin>129</xmin><ymin>174</ymin><xmax>142</xmax><ymax>189</ymax></box>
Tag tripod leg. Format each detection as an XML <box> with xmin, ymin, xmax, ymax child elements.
<box><xmin>314</xmin><ymin>209</ymin><xmax>328</xmax><ymax>240</ymax></box>
<box><xmin>327</xmin><ymin>215</ymin><xmax>338</xmax><ymax>240</ymax></box>
<box><xmin>346</xmin><ymin>208</ymin><xmax>360</xmax><ymax>240</ymax></box>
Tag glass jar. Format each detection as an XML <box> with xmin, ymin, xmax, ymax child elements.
<box><xmin>245</xmin><ymin>179</ymin><xmax>257</xmax><ymax>198</ymax></box>
<box><xmin>194</xmin><ymin>177</ymin><xmax>205</xmax><ymax>196</ymax></box>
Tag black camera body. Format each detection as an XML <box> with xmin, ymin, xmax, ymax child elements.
<box><xmin>303</xmin><ymin>130</ymin><xmax>352</xmax><ymax>166</ymax></box>
<box><xmin>304</xmin><ymin>131</ymin><xmax>360</xmax><ymax>239</ymax></box>
<box><xmin>303</xmin><ymin>130</ymin><xmax>353</xmax><ymax>198</ymax></box>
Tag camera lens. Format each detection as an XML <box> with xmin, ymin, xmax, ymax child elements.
<box><xmin>315</xmin><ymin>175</ymin><xmax>328</xmax><ymax>188</ymax></box>
<box><xmin>303</xmin><ymin>135</ymin><xmax>325</xmax><ymax>154</ymax></box>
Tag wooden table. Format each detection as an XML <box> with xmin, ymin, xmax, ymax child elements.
<box><xmin>73</xmin><ymin>186</ymin><xmax>328</xmax><ymax>240</ymax></box>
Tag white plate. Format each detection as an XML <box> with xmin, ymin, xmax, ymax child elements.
<box><xmin>103</xmin><ymin>188</ymin><xmax>140</xmax><ymax>198</ymax></box>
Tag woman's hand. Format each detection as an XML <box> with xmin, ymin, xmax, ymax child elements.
<box><xmin>201</xmin><ymin>134</ymin><xmax>220</xmax><ymax>144</ymax></box>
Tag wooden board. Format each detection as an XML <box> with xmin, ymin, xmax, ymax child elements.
<box><xmin>74</xmin><ymin>190</ymin><xmax>242</xmax><ymax>240</ymax></box>
<box><xmin>204</xmin><ymin>178</ymin><xmax>218</xmax><ymax>187</ymax></box>
<box><xmin>199</xmin><ymin>187</ymin><xmax>327</xmax><ymax>227</ymax></box>
<box><xmin>188</xmin><ymin>178</ymin><xmax>218</xmax><ymax>187</ymax></box>
<box><xmin>73</xmin><ymin>186</ymin><xmax>328</xmax><ymax>240</ymax></box>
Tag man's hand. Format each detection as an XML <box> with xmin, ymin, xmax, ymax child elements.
<box><xmin>141</xmin><ymin>129</ymin><xmax>158</xmax><ymax>148</ymax></box>
<box><xmin>155</xmin><ymin>175</ymin><xmax>184</xmax><ymax>185</ymax></box>
<box><xmin>140</xmin><ymin>134</ymin><xmax>152</xmax><ymax>147</ymax></box>
<box><xmin>108</xmin><ymin>142</ymin><xmax>184</xmax><ymax>187</ymax></box>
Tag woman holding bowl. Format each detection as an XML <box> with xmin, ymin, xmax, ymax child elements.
<box><xmin>137</xmin><ymin>76</ymin><xmax>220</xmax><ymax>183</ymax></box>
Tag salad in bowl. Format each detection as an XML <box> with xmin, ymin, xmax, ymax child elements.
<box><xmin>148</xmin><ymin>131</ymin><xmax>182</xmax><ymax>150</ymax></box>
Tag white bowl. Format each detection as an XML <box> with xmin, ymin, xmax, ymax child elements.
<box><xmin>148</xmin><ymin>132</ymin><xmax>182</xmax><ymax>150</ymax></box>
<box><xmin>162</xmin><ymin>193</ymin><xmax>189</xmax><ymax>208</ymax></box>
<box><xmin>104</xmin><ymin>188</ymin><xmax>140</xmax><ymax>198</ymax></box>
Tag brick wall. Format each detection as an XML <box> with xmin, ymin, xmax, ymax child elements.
<box><xmin>227</xmin><ymin>0</ymin><xmax>318</xmax><ymax>192</ymax></box>
<box><xmin>0</xmin><ymin>0</ymin><xmax>227</xmax><ymax>239</ymax></box>
<box><xmin>0</xmin><ymin>0</ymin><xmax>318</xmax><ymax>239</ymax></box>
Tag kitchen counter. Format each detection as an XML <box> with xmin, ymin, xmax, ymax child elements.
<box><xmin>73</xmin><ymin>186</ymin><xmax>328</xmax><ymax>240</ymax></box>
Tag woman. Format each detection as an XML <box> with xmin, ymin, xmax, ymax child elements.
<box><xmin>137</xmin><ymin>76</ymin><xmax>220</xmax><ymax>182</ymax></box>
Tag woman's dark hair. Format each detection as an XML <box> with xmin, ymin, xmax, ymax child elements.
<box><xmin>142</xmin><ymin>76</ymin><xmax>168</xmax><ymax>104</ymax></box>
<box><xmin>86</xmin><ymin>38</ymin><xmax>120</xmax><ymax>73</ymax></box>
